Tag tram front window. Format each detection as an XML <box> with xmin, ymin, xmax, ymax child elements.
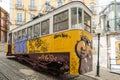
<box><xmin>71</xmin><ymin>8</ymin><xmax>77</xmax><ymax>28</ymax></box>
<box><xmin>78</xmin><ymin>8</ymin><xmax>82</xmax><ymax>24</ymax></box>
<box><xmin>84</xmin><ymin>11</ymin><xmax>91</xmax><ymax>32</ymax></box>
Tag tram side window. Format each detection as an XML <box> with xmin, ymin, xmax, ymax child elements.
<box><xmin>27</xmin><ymin>27</ymin><xmax>32</xmax><ymax>39</ymax></box>
<box><xmin>34</xmin><ymin>23</ymin><xmax>40</xmax><ymax>37</ymax></box>
<box><xmin>71</xmin><ymin>8</ymin><xmax>77</xmax><ymax>28</ymax></box>
<box><xmin>84</xmin><ymin>11</ymin><xmax>91</xmax><ymax>32</ymax></box>
<box><xmin>41</xmin><ymin>19</ymin><xmax>49</xmax><ymax>35</ymax></box>
<box><xmin>22</xmin><ymin>28</ymin><xmax>27</xmax><ymax>38</ymax></box>
<box><xmin>53</xmin><ymin>10</ymin><xmax>68</xmax><ymax>32</ymax></box>
<box><xmin>78</xmin><ymin>8</ymin><xmax>82</xmax><ymax>23</ymax></box>
<box><xmin>13</xmin><ymin>32</ymin><xmax>17</xmax><ymax>42</ymax></box>
<box><xmin>18</xmin><ymin>30</ymin><xmax>22</xmax><ymax>40</ymax></box>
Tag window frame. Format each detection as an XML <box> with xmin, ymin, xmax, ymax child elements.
<box><xmin>53</xmin><ymin>10</ymin><xmax>69</xmax><ymax>32</ymax></box>
<box><xmin>30</xmin><ymin>14</ymin><xmax>35</xmax><ymax>20</ymax></box>
<box><xmin>27</xmin><ymin>26</ymin><xmax>33</xmax><ymax>39</ymax></box>
<box><xmin>41</xmin><ymin>19</ymin><xmax>50</xmax><ymax>36</ymax></box>
<box><xmin>18</xmin><ymin>30</ymin><xmax>22</xmax><ymax>40</ymax></box>
<box><xmin>17</xmin><ymin>13</ymin><xmax>22</xmax><ymax>22</ymax></box>
<box><xmin>84</xmin><ymin>11</ymin><xmax>91</xmax><ymax>32</ymax></box>
<box><xmin>22</xmin><ymin>28</ymin><xmax>27</xmax><ymax>38</ymax></box>
<box><xmin>34</xmin><ymin>23</ymin><xmax>40</xmax><ymax>37</ymax></box>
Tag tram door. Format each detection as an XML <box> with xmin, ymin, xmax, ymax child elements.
<box><xmin>7</xmin><ymin>33</ymin><xmax>12</xmax><ymax>55</ymax></box>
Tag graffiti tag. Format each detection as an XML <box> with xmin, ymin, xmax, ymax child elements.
<box><xmin>54</xmin><ymin>33</ymin><xmax>71</xmax><ymax>39</ymax></box>
<box><xmin>38</xmin><ymin>54</ymin><xmax>57</xmax><ymax>62</ymax></box>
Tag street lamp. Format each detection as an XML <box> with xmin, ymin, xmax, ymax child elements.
<box><xmin>96</xmin><ymin>33</ymin><xmax>100</xmax><ymax>77</ymax></box>
<box><xmin>95</xmin><ymin>27</ymin><xmax>102</xmax><ymax>77</ymax></box>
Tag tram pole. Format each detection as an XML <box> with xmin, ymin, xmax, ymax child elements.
<box><xmin>96</xmin><ymin>33</ymin><xmax>100</xmax><ymax>77</ymax></box>
<box><xmin>114</xmin><ymin>0</ymin><xmax>117</xmax><ymax>31</ymax></box>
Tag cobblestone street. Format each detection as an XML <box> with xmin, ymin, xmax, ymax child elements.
<box><xmin>0</xmin><ymin>52</ymin><xmax>97</xmax><ymax>80</ymax></box>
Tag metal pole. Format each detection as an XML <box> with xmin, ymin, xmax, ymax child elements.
<box><xmin>114</xmin><ymin>0</ymin><xmax>117</xmax><ymax>31</ymax></box>
<box><xmin>96</xmin><ymin>33</ymin><xmax>100</xmax><ymax>77</ymax></box>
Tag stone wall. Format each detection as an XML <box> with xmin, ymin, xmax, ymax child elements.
<box><xmin>0</xmin><ymin>42</ymin><xmax>7</xmax><ymax>52</ymax></box>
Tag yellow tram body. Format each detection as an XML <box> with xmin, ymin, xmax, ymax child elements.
<box><xmin>9</xmin><ymin>29</ymin><xmax>92</xmax><ymax>75</ymax></box>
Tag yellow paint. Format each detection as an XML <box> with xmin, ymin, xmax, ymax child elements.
<box><xmin>115</xmin><ymin>41</ymin><xmax>120</xmax><ymax>64</ymax></box>
<box><xmin>11</xmin><ymin>0</ymin><xmax>40</xmax><ymax>30</ymax></box>
<box><xmin>11</xmin><ymin>29</ymin><xmax>92</xmax><ymax>75</ymax></box>
<box><xmin>12</xmin><ymin>44</ymin><xmax>15</xmax><ymax>54</ymax></box>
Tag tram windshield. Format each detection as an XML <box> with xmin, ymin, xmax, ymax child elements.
<box><xmin>71</xmin><ymin>7</ymin><xmax>91</xmax><ymax>32</ymax></box>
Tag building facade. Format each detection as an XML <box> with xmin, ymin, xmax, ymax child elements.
<box><xmin>10</xmin><ymin>0</ymin><xmax>40</xmax><ymax>30</ymax></box>
<box><xmin>0</xmin><ymin>7</ymin><xmax>9</xmax><ymax>42</ymax></box>
<box><xmin>10</xmin><ymin>0</ymin><xmax>97</xmax><ymax>30</ymax></box>
<box><xmin>100</xmin><ymin>2</ymin><xmax>120</xmax><ymax>73</ymax></box>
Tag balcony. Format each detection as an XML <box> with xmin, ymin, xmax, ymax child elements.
<box><xmin>16</xmin><ymin>4</ymin><xmax>24</xmax><ymax>9</ymax></box>
<box><xmin>15</xmin><ymin>20</ymin><xmax>23</xmax><ymax>25</ymax></box>
<box><xmin>29</xmin><ymin>5</ymin><xmax>36</xmax><ymax>10</ymax></box>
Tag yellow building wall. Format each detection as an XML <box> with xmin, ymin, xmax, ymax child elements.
<box><xmin>11</xmin><ymin>0</ymin><xmax>40</xmax><ymax>30</ymax></box>
<box><xmin>115</xmin><ymin>41</ymin><xmax>120</xmax><ymax>64</ymax></box>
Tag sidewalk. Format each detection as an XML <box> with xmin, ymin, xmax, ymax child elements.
<box><xmin>85</xmin><ymin>67</ymin><xmax>120</xmax><ymax>80</ymax></box>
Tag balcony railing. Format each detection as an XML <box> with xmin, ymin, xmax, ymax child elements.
<box><xmin>29</xmin><ymin>5</ymin><xmax>36</xmax><ymax>10</ymax></box>
<box><xmin>16</xmin><ymin>4</ymin><xmax>24</xmax><ymax>9</ymax></box>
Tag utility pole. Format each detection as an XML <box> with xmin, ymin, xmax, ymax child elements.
<box><xmin>96</xmin><ymin>33</ymin><xmax>101</xmax><ymax>77</ymax></box>
<box><xmin>114</xmin><ymin>0</ymin><xmax>117</xmax><ymax>31</ymax></box>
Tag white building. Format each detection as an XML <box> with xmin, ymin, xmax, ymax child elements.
<box><xmin>99</xmin><ymin>2</ymin><xmax>120</xmax><ymax>73</ymax></box>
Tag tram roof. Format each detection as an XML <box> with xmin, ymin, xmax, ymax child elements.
<box><xmin>9</xmin><ymin>1</ymin><xmax>93</xmax><ymax>33</ymax></box>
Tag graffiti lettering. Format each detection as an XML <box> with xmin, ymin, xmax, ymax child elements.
<box><xmin>38</xmin><ymin>54</ymin><xmax>57</xmax><ymax>62</ymax></box>
<box><xmin>54</xmin><ymin>33</ymin><xmax>71</xmax><ymax>39</ymax></box>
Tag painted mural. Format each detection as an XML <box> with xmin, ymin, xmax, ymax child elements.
<box><xmin>75</xmin><ymin>36</ymin><xmax>92</xmax><ymax>74</ymax></box>
<box><xmin>14</xmin><ymin>35</ymin><xmax>28</xmax><ymax>53</ymax></box>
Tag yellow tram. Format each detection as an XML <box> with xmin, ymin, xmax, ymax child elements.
<box><xmin>7</xmin><ymin>1</ymin><xmax>93</xmax><ymax>75</ymax></box>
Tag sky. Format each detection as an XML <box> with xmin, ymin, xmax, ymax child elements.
<box><xmin>0</xmin><ymin>0</ymin><xmax>10</xmax><ymax>13</ymax></box>
<box><xmin>0</xmin><ymin>0</ymin><xmax>120</xmax><ymax>14</ymax></box>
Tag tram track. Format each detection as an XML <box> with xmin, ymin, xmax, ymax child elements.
<box><xmin>0</xmin><ymin>71</ymin><xmax>9</xmax><ymax>80</ymax></box>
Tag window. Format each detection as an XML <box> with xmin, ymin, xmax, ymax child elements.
<box><xmin>22</xmin><ymin>29</ymin><xmax>27</xmax><ymax>38</ymax></box>
<box><xmin>30</xmin><ymin>14</ymin><xmax>35</xmax><ymax>20</ymax></box>
<box><xmin>71</xmin><ymin>8</ymin><xmax>77</xmax><ymax>27</ymax></box>
<box><xmin>78</xmin><ymin>8</ymin><xmax>82</xmax><ymax>23</ymax></box>
<box><xmin>8</xmin><ymin>33</ymin><xmax>12</xmax><ymax>44</ymax></box>
<box><xmin>18</xmin><ymin>30</ymin><xmax>22</xmax><ymax>40</ymax></box>
<box><xmin>17</xmin><ymin>13</ymin><xmax>22</xmax><ymax>23</ymax></box>
<box><xmin>13</xmin><ymin>32</ymin><xmax>17</xmax><ymax>42</ymax></box>
<box><xmin>84</xmin><ymin>11</ymin><xmax>91</xmax><ymax>32</ymax></box>
<box><xmin>27</xmin><ymin>27</ymin><xmax>32</xmax><ymax>39</ymax></box>
<box><xmin>90</xmin><ymin>2</ymin><xmax>94</xmax><ymax>12</ymax></box>
<box><xmin>30</xmin><ymin>0</ymin><xmax>36</xmax><ymax>9</ymax></box>
<box><xmin>45</xmin><ymin>1</ymin><xmax>51</xmax><ymax>11</ymax></box>
<box><xmin>41</xmin><ymin>19</ymin><xmax>49</xmax><ymax>35</ymax></box>
<box><xmin>57</xmin><ymin>0</ymin><xmax>63</xmax><ymax>7</ymax></box>
<box><xmin>34</xmin><ymin>23</ymin><xmax>40</xmax><ymax>37</ymax></box>
<box><xmin>16</xmin><ymin>0</ymin><xmax>23</xmax><ymax>8</ymax></box>
<box><xmin>53</xmin><ymin>10</ymin><xmax>68</xmax><ymax>32</ymax></box>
